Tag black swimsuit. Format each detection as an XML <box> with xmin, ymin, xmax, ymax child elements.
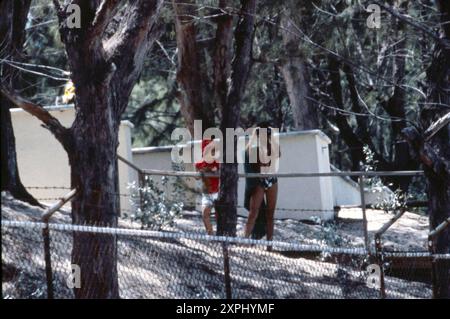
<box><xmin>260</xmin><ymin>176</ymin><xmax>277</xmax><ymax>190</ymax></box>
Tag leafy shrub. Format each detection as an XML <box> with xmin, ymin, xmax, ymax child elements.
<box><xmin>361</xmin><ymin>146</ymin><xmax>412</xmax><ymax>213</ymax></box>
<box><xmin>126</xmin><ymin>175</ymin><xmax>184</xmax><ymax>230</ymax></box>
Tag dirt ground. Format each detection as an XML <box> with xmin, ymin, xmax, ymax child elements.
<box><xmin>169</xmin><ymin>207</ymin><xmax>429</xmax><ymax>252</ymax></box>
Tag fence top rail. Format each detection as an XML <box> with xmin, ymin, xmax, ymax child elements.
<box><xmin>140</xmin><ymin>169</ymin><xmax>425</xmax><ymax>178</ymax></box>
<box><xmin>4</xmin><ymin>220</ymin><xmax>450</xmax><ymax>259</ymax></box>
<box><xmin>2</xmin><ymin>220</ymin><xmax>367</xmax><ymax>255</ymax></box>
<box><xmin>116</xmin><ymin>152</ymin><xmax>424</xmax><ymax>178</ymax></box>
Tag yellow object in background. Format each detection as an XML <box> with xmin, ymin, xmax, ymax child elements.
<box><xmin>62</xmin><ymin>80</ymin><xmax>75</xmax><ymax>104</ymax></box>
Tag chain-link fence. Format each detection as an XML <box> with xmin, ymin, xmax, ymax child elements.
<box><xmin>3</xmin><ymin>220</ymin><xmax>448</xmax><ymax>299</ymax></box>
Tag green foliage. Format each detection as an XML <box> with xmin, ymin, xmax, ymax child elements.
<box><xmin>10</xmin><ymin>0</ymin><xmax>439</xmax><ymax>200</ymax></box>
<box><xmin>310</xmin><ymin>216</ymin><xmax>344</xmax><ymax>261</ymax></box>
<box><xmin>126</xmin><ymin>176</ymin><xmax>184</xmax><ymax>231</ymax></box>
<box><xmin>22</xmin><ymin>1</ymin><xmax>67</xmax><ymax>104</ymax></box>
<box><xmin>362</xmin><ymin>146</ymin><xmax>413</xmax><ymax>213</ymax></box>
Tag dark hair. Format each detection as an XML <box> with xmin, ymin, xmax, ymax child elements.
<box><xmin>256</xmin><ymin>121</ymin><xmax>272</xmax><ymax>128</ymax></box>
<box><xmin>256</xmin><ymin>121</ymin><xmax>273</xmax><ymax>137</ymax></box>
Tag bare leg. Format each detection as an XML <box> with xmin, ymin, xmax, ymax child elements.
<box><xmin>244</xmin><ymin>186</ymin><xmax>265</xmax><ymax>238</ymax></box>
<box><xmin>202</xmin><ymin>206</ymin><xmax>213</xmax><ymax>235</ymax></box>
<box><xmin>265</xmin><ymin>183</ymin><xmax>278</xmax><ymax>250</ymax></box>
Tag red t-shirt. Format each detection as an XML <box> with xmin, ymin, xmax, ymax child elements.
<box><xmin>195</xmin><ymin>140</ymin><xmax>219</xmax><ymax>194</ymax></box>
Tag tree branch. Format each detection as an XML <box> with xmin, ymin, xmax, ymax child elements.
<box><xmin>105</xmin><ymin>0</ymin><xmax>163</xmax><ymax>107</ymax></box>
<box><xmin>89</xmin><ymin>0</ymin><xmax>121</xmax><ymax>42</ymax></box>
<box><xmin>402</xmin><ymin>116</ymin><xmax>450</xmax><ymax>180</ymax></box>
<box><xmin>0</xmin><ymin>87</ymin><xmax>72</xmax><ymax>149</ymax></box>
<box><xmin>327</xmin><ymin>56</ymin><xmax>394</xmax><ymax>173</ymax></box>
<box><xmin>172</xmin><ymin>0</ymin><xmax>215</xmax><ymax>133</ymax></box>
<box><xmin>225</xmin><ymin>0</ymin><xmax>257</xmax><ymax>115</ymax></box>
<box><xmin>52</xmin><ymin>0</ymin><xmax>63</xmax><ymax>15</ymax></box>
<box><xmin>370</xmin><ymin>0</ymin><xmax>450</xmax><ymax>48</ymax></box>
<box><xmin>342</xmin><ymin>64</ymin><xmax>371</xmax><ymax>138</ymax></box>
<box><xmin>212</xmin><ymin>0</ymin><xmax>233</xmax><ymax>115</ymax></box>
<box><xmin>425</xmin><ymin>111</ymin><xmax>450</xmax><ymax>141</ymax></box>
<box><xmin>106</xmin><ymin>0</ymin><xmax>162</xmax><ymax>71</ymax></box>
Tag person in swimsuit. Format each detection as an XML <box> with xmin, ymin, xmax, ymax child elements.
<box><xmin>243</xmin><ymin>122</ymin><xmax>280</xmax><ymax>248</ymax></box>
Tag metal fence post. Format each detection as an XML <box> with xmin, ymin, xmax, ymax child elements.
<box><xmin>42</xmin><ymin>224</ymin><xmax>54</xmax><ymax>299</ymax></box>
<box><xmin>358</xmin><ymin>176</ymin><xmax>370</xmax><ymax>252</ymax></box>
<box><xmin>40</xmin><ymin>189</ymin><xmax>77</xmax><ymax>299</ymax></box>
<box><xmin>222</xmin><ymin>243</ymin><xmax>232</xmax><ymax>299</ymax></box>
<box><xmin>428</xmin><ymin>218</ymin><xmax>450</xmax><ymax>299</ymax></box>
<box><xmin>373</xmin><ymin>208</ymin><xmax>407</xmax><ymax>299</ymax></box>
<box><xmin>138</xmin><ymin>172</ymin><xmax>145</xmax><ymax>212</ymax></box>
<box><xmin>374</xmin><ymin>234</ymin><xmax>386</xmax><ymax>299</ymax></box>
<box><xmin>428</xmin><ymin>234</ymin><xmax>437</xmax><ymax>299</ymax></box>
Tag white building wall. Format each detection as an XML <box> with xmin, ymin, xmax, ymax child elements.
<box><xmin>332</xmin><ymin>175</ymin><xmax>362</xmax><ymax>207</ymax></box>
<box><xmin>315</xmin><ymin>134</ymin><xmax>334</xmax><ymax>215</ymax></box>
<box><xmin>258</xmin><ymin>131</ymin><xmax>334</xmax><ymax>220</ymax></box>
<box><xmin>11</xmin><ymin>106</ymin><xmax>134</xmax><ymax>212</ymax></box>
<box><xmin>331</xmin><ymin>165</ymin><xmax>394</xmax><ymax>207</ymax></box>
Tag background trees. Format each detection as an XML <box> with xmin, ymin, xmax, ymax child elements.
<box><xmin>170</xmin><ymin>0</ymin><xmax>257</xmax><ymax>235</ymax></box>
<box><xmin>279</xmin><ymin>0</ymin><xmax>318</xmax><ymax>130</ymax></box>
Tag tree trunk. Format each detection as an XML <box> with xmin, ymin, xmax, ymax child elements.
<box><xmin>380</xmin><ymin>1</ymin><xmax>417</xmax><ymax>191</ymax></box>
<box><xmin>212</xmin><ymin>0</ymin><xmax>233</xmax><ymax>119</ymax></box>
<box><xmin>50</xmin><ymin>0</ymin><xmax>162</xmax><ymax>298</ymax></box>
<box><xmin>0</xmin><ymin>0</ymin><xmax>40</xmax><ymax>206</ymax></box>
<box><xmin>280</xmin><ymin>14</ymin><xmax>318</xmax><ymax>130</ymax></box>
<box><xmin>402</xmin><ymin>0</ymin><xmax>450</xmax><ymax>298</ymax></box>
<box><xmin>216</xmin><ymin>0</ymin><xmax>257</xmax><ymax>236</ymax></box>
<box><xmin>171</xmin><ymin>0</ymin><xmax>255</xmax><ymax>236</ymax></box>
<box><xmin>327</xmin><ymin>56</ymin><xmax>364</xmax><ymax>172</ymax></box>
<box><xmin>67</xmin><ymin>84</ymin><xmax>122</xmax><ymax>298</ymax></box>
<box><xmin>172</xmin><ymin>0</ymin><xmax>215</xmax><ymax>133</ymax></box>
<box><xmin>427</xmin><ymin>164</ymin><xmax>450</xmax><ymax>298</ymax></box>
<box><xmin>423</xmin><ymin>0</ymin><xmax>450</xmax><ymax>298</ymax></box>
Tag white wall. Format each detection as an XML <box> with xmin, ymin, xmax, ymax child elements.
<box><xmin>133</xmin><ymin>144</ymin><xmax>205</xmax><ymax>209</ymax></box>
<box><xmin>332</xmin><ymin>175</ymin><xmax>361</xmax><ymax>207</ymax></box>
<box><xmin>11</xmin><ymin>106</ymin><xmax>134</xmax><ymax>212</ymax></box>
<box><xmin>331</xmin><ymin>165</ymin><xmax>394</xmax><ymax>207</ymax></box>
<box><xmin>237</xmin><ymin>130</ymin><xmax>335</xmax><ymax>220</ymax></box>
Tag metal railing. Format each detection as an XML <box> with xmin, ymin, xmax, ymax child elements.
<box><xmin>375</xmin><ymin>211</ymin><xmax>450</xmax><ymax>299</ymax></box>
<box><xmin>3</xmin><ymin>219</ymin><xmax>449</xmax><ymax>299</ymax></box>
<box><xmin>118</xmin><ymin>154</ymin><xmax>425</xmax><ymax>252</ymax></box>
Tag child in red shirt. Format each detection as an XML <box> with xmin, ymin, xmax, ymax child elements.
<box><xmin>195</xmin><ymin>139</ymin><xmax>219</xmax><ymax>235</ymax></box>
